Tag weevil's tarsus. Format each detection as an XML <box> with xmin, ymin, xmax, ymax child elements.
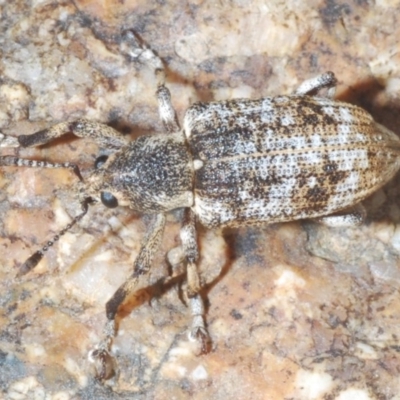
<box><xmin>157</xmin><ymin>83</ymin><xmax>181</xmax><ymax>133</ymax></box>
<box><xmin>89</xmin><ymin>347</ymin><xmax>116</xmax><ymax>381</ymax></box>
<box><xmin>119</xmin><ymin>30</ymin><xmax>164</xmax><ymax>73</ymax></box>
<box><xmin>89</xmin><ymin>213</ymin><xmax>166</xmax><ymax>380</ymax></box>
<box><xmin>179</xmin><ymin>209</ymin><xmax>211</xmax><ymax>353</ymax></box>
<box><xmin>17</xmin><ymin>197</ymin><xmax>93</xmax><ymax>277</ymax></box>
<box><xmin>120</xmin><ymin>30</ymin><xmax>180</xmax><ymax>133</ymax></box>
<box><xmin>295</xmin><ymin>70</ymin><xmax>337</xmax><ymax>97</ymax></box>
<box><xmin>89</xmin><ymin>318</ymin><xmax>117</xmax><ymax>381</ymax></box>
<box><xmin>189</xmin><ymin>294</ymin><xmax>211</xmax><ymax>354</ymax></box>
<box><xmin>314</xmin><ymin>203</ymin><xmax>367</xmax><ymax>227</ymax></box>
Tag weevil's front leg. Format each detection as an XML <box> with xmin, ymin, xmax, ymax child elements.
<box><xmin>0</xmin><ymin>120</ymin><xmax>128</xmax><ymax>150</ymax></box>
<box><xmin>155</xmin><ymin>73</ymin><xmax>181</xmax><ymax>134</ymax></box>
<box><xmin>119</xmin><ymin>31</ymin><xmax>180</xmax><ymax>133</ymax></box>
<box><xmin>180</xmin><ymin>208</ymin><xmax>211</xmax><ymax>353</ymax></box>
<box><xmin>314</xmin><ymin>203</ymin><xmax>366</xmax><ymax>227</ymax></box>
<box><xmin>295</xmin><ymin>71</ymin><xmax>337</xmax><ymax>98</ymax></box>
<box><xmin>89</xmin><ymin>213</ymin><xmax>166</xmax><ymax>380</ymax></box>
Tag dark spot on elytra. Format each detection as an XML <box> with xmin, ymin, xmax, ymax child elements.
<box><xmin>306</xmin><ymin>186</ymin><xmax>330</xmax><ymax>203</ymax></box>
<box><xmin>328</xmin><ymin>170</ymin><xmax>348</xmax><ymax>185</ymax></box>
<box><xmin>303</xmin><ymin>114</ymin><xmax>320</xmax><ymax>126</ymax></box>
<box><xmin>321</xmin><ymin>113</ymin><xmax>337</xmax><ymax>125</ymax></box>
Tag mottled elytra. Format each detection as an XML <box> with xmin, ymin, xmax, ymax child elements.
<box><xmin>1</xmin><ymin>31</ymin><xmax>400</xmax><ymax>381</ymax></box>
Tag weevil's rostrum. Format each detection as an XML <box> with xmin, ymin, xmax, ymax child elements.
<box><xmin>186</xmin><ymin>96</ymin><xmax>400</xmax><ymax>227</ymax></box>
<box><xmin>1</xmin><ymin>31</ymin><xmax>400</xmax><ymax>381</ymax></box>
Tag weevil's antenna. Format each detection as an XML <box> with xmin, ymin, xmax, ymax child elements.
<box><xmin>0</xmin><ymin>155</ymin><xmax>83</xmax><ymax>181</ymax></box>
<box><xmin>0</xmin><ymin>155</ymin><xmax>89</xmax><ymax>276</ymax></box>
<box><xmin>17</xmin><ymin>197</ymin><xmax>94</xmax><ymax>277</ymax></box>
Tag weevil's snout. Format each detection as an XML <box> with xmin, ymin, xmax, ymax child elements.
<box><xmin>81</xmin><ymin>153</ymin><xmax>136</xmax><ymax>210</ymax></box>
<box><xmin>76</xmin><ymin>167</ymin><xmax>121</xmax><ymax>210</ymax></box>
<box><xmin>74</xmin><ymin>155</ymin><xmax>114</xmax><ymax>207</ymax></box>
<box><xmin>74</xmin><ymin>178</ymin><xmax>100</xmax><ymax>206</ymax></box>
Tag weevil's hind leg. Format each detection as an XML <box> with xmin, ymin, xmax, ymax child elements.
<box><xmin>295</xmin><ymin>71</ymin><xmax>337</xmax><ymax>98</ymax></box>
<box><xmin>119</xmin><ymin>31</ymin><xmax>180</xmax><ymax>133</ymax></box>
<box><xmin>89</xmin><ymin>213</ymin><xmax>166</xmax><ymax>381</ymax></box>
<box><xmin>0</xmin><ymin>120</ymin><xmax>128</xmax><ymax>150</ymax></box>
<box><xmin>179</xmin><ymin>208</ymin><xmax>211</xmax><ymax>353</ymax></box>
<box><xmin>313</xmin><ymin>203</ymin><xmax>366</xmax><ymax>227</ymax></box>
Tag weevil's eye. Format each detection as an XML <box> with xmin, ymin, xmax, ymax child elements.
<box><xmin>101</xmin><ymin>191</ymin><xmax>118</xmax><ymax>208</ymax></box>
<box><xmin>94</xmin><ymin>155</ymin><xmax>108</xmax><ymax>169</ymax></box>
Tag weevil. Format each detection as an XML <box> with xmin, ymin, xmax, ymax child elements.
<box><xmin>1</xmin><ymin>31</ymin><xmax>400</xmax><ymax>380</ymax></box>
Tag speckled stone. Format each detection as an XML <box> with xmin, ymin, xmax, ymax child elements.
<box><xmin>1</xmin><ymin>1</ymin><xmax>400</xmax><ymax>399</ymax></box>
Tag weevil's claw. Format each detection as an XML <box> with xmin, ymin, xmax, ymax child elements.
<box><xmin>119</xmin><ymin>30</ymin><xmax>164</xmax><ymax>75</ymax></box>
<box><xmin>119</xmin><ymin>30</ymin><xmax>146</xmax><ymax>61</ymax></box>
<box><xmin>88</xmin><ymin>347</ymin><xmax>115</xmax><ymax>381</ymax></box>
<box><xmin>189</xmin><ymin>326</ymin><xmax>212</xmax><ymax>354</ymax></box>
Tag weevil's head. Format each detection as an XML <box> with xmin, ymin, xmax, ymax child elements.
<box><xmin>74</xmin><ymin>154</ymin><xmax>123</xmax><ymax>210</ymax></box>
<box><xmin>76</xmin><ymin>134</ymin><xmax>194</xmax><ymax>214</ymax></box>
<box><xmin>75</xmin><ymin>151</ymin><xmax>142</xmax><ymax>212</ymax></box>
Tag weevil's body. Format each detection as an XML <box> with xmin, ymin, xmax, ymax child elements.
<box><xmin>90</xmin><ymin>95</ymin><xmax>400</xmax><ymax>228</ymax></box>
<box><xmin>2</xmin><ymin>32</ymin><xmax>400</xmax><ymax>381</ymax></box>
<box><xmin>188</xmin><ymin>96</ymin><xmax>400</xmax><ymax>226</ymax></box>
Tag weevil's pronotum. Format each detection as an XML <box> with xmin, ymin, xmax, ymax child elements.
<box><xmin>1</xmin><ymin>31</ymin><xmax>400</xmax><ymax>380</ymax></box>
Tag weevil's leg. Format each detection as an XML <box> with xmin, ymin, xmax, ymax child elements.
<box><xmin>119</xmin><ymin>31</ymin><xmax>180</xmax><ymax>133</ymax></box>
<box><xmin>155</xmin><ymin>71</ymin><xmax>181</xmax><ymax>134</ymax></box>
<box><xmin>295</xmin><ymin>71</ymin><xmax>337</xmax><ymax>98</ymax></box>
<box><xmin>180</xmin><ymin>208</ymin><xmax>211</xmax><ymax>353</ymax></box>
<box><xmin>314</xmin><ymin>203</ymin><xmax>366</xmax><ymax>227</ymax></box>
<box><xmin>89</xmin><ymin>213</ymin><xmax>166</xmax><ymax>380</ymax></box>
<box><xmin>0</xmin><ymin>120</ymin><xmax>128</xmax><ymax>150</ymax></box>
